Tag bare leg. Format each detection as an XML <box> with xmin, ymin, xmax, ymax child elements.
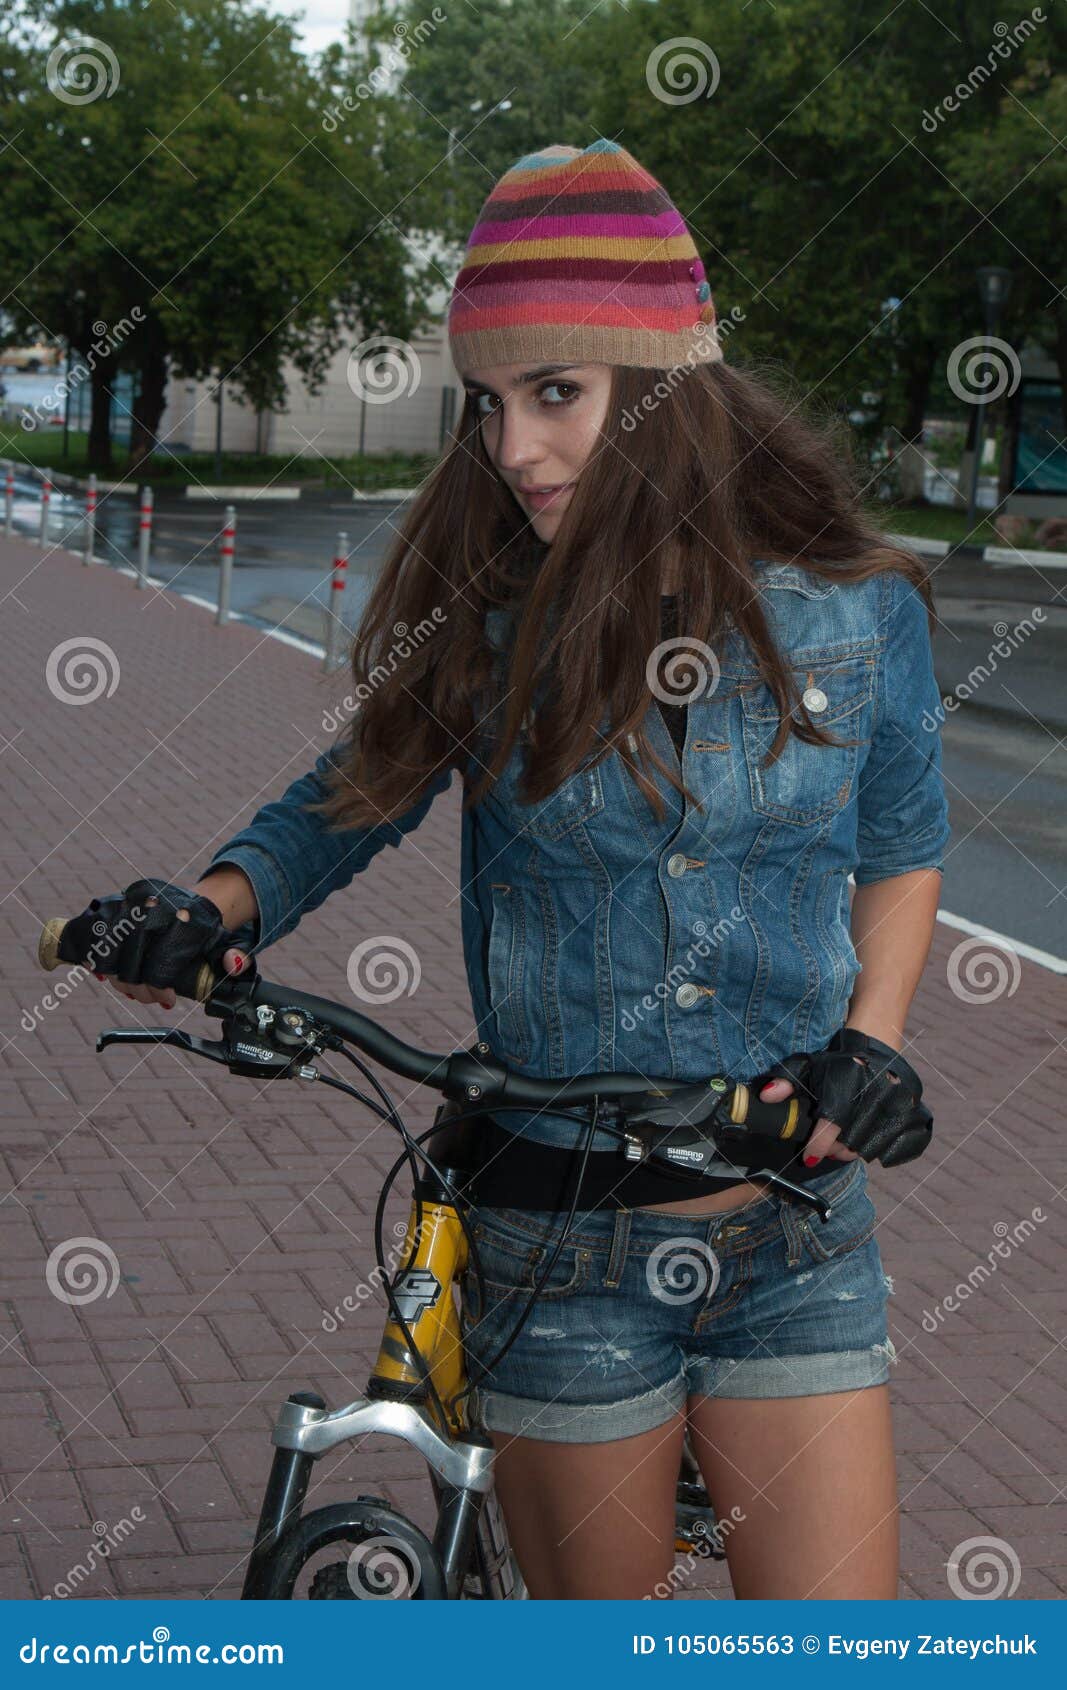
<box><xmin>686</xmin><ymin>1385</ymin><xmax>899</xmax><ymax>1598</ymax></box>
<box><xmin>486</xmin><ymin>1413</ymin><xmax>687</xmax><ymax>1598</ymax></box>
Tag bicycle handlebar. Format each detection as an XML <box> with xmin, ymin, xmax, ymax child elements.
<box><xmin>38</xmin><ymin>915</ymin><xmax>811</xmax><ymax>1144</ymax></box>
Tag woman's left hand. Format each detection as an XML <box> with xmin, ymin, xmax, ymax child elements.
<box><xmin>758</xmin><ymin>1075</ymin><xmax>859</xmax><ymax>1166</ymax></box>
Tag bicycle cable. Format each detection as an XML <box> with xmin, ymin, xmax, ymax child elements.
<box><xmin>311</xmin><ymin>1063</ymin><xmax>454</xmax><ymax>1429</ymax></box>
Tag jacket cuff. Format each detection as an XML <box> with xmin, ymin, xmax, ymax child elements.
<box><xmin>201</xmin><ymin>844</ymin><xmax>293</xmax><ymax>950</ymax></box>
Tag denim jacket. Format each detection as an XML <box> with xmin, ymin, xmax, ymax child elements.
<box><xmin>207</xmin><ymin>561</ymin><xmax>950</xmax><ymax>1148</ymax></box>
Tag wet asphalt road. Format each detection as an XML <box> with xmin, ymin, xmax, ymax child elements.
<box><xmin>927</xmin><ymin>553</ymin><xmax>1067</xmax><ymax>959</ymax></box>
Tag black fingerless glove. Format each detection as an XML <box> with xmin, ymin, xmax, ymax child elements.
<box><xmin>761</xmin><ymin>1028</ymin><xmax>933</xmax><ymax>1168</ymax></box>
<box><xmin>59</xmin><ymin>877</ymin><xmax>256</xmax><ymax>997</ymax></box>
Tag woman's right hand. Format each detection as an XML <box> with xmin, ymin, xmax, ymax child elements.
<box><xmin>67</xmin><ymin>876</ymin><xmax>255</xmax><ymax>1009</ymax></box>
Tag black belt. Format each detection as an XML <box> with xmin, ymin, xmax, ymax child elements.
<box><xmin>450</xmin><ymin>1114</ymin><xmax>755</xmax><ymax>1212</ymax></box>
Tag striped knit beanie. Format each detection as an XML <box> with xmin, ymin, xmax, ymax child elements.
<box><xmin>447</xmin><ymin>139</ymin><xmax>721</xmax><ymax>376</ymax></box>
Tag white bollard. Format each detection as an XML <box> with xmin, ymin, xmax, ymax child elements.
<box><xmin>83</xmin><ymin>474</ymin><xmax>97</xmax><ymax>565</ymax></box>
<box><xmin>38</xmin><ymin>471</ymin><xmax>52</xmax><ymax>548</ymax></box>
<box><xmin>136</xmin><ymin>484</ymin><xmax>153</xmax><ymax>587</ymax></box>
<box><xmin>323</xmin><ymin>531</ymin><xmax>349</xmax><ymax>671</ymax></box>
<box><xmin>216</xmin><ymin>504</ymin><xmax>236</xmax><ymax>625</ymax></box>
<box><xmin>3</xmin><ymin>460</ymin><xmax>13</xmax><ymax>537</ymax></box>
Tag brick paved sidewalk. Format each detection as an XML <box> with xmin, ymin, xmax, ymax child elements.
<box><xmin>0</xmin><ymin>534</ymin><xmax>1064</xmax><ymax>1601</ymax></box>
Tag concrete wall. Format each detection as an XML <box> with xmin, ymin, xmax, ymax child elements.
<box><xmin>156</xmin><ymin>315</ymin><xmax>464</xmax><ymax>464</ymax></box>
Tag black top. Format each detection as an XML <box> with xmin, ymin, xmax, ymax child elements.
<box><xmin>658</xmin><ymin>595</ymin><xmax>688</xmax><ymax>761</ymax></box>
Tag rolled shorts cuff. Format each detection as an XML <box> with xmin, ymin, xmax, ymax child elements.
<box><xmin>469</xmin><ymin>1371</ymin><xmax>688</xmax><ymax>1445</ymax></box>
<box><xmin>686</xmin><ymin>1338</ymin><xmax>898</xmax><ymax>1401</ymax></box>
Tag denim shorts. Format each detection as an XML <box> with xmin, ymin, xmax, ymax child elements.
<box><xmin>459</xmin><ymin>1159</ymin><xmax>896</xmax><ymax>1444</ymax></box>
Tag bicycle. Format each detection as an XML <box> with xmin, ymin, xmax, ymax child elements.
<box><xmin>39</xmin><ymin>912</ymin><xmax>830</xmax><ymax>1600</ymax></box>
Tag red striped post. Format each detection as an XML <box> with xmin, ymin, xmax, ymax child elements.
<box><xmin>136</xmin><ymin>484</ymin><xmax>153</xmax><ymax>588</ymax></box>
<box><xmin>38</xmin><ymin>471</ymin><xmax>52</xmax><ymax>548</ymax></box>
<box><xmin>323</xmin><ymin>530</ymin><xmax>349</xmax><ymax>671</ymax></box>
<box><xmin>216</xmin><ymin>504</ymin><xmax>236</xmax><ymax>625</ymax></box>
<box><xmin>83</xmin><ymin>474</ymin><xmax>98</xmax><ymax>565</ymax></box>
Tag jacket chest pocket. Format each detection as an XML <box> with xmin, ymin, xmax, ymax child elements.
<box><xmin>740</xmin><ymin>657</ymin><xmax>874</xmax><ymax>825</ymax></box>
<box><xmin>491</xmin><ymin>736</ymin><xmax>606</xmax><ymax>841</ymax></box>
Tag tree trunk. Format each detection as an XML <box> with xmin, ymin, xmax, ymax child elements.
<box><xmin>87</xmin><ymin>360</ymin><xmax>113</xmax><ymax>473</ymax></box>
<box><xmin>126</xmin><ymin>342</ymin><xmax>168</xmax><ymax>471</ymax></box>
<box><xmin>894</xmin><ymin>350</ymin><xmax>934</xmax><ymax>502</ymax></box>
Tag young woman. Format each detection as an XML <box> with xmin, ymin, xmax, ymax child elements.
<box><xmin>87</xmin><ymin>142</ymin><xmax>949</xmax><ymax>1600</ymax></box>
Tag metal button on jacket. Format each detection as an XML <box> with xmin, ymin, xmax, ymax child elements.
<box><xmin>666</xmin><ymin>852</ymin><xmax>688</xmax><ymax>878</ymax></box>
<box><xmin>676</xmin><ymin>982</ymin><xmax>700</xmax><ymax>1008</ymax></box>
<box><xmin>803</xmin><ymin>686</ymin><xmax>828</xmax><ymax>714</ymax></box>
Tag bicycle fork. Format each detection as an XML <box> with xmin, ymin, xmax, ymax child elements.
<box><xmin>242</xmin><ymin>1145</ymin><xmax>526</xmax><ymax>1598</ymax></box>
<box><xmin>240</xmin><ymin>1389</ymin><xmax>503</xmax><ymax>1598</ymax></box>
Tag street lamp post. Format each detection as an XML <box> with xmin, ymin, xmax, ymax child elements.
<box><xmin>965</xmin><ymin>266</ymin><xmax>1014</xmax><ymax>533</ymax></box>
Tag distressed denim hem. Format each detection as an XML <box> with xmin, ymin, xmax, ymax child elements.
<box><xmin>686</xmin><ymin>1339</ymin><xmax>897</xmax><ymax>1401</ymax></box>
<box><xmin>469</xmin><ymin>1372</ymin><xmax>688</xmax><ymax>1445</ymax></box>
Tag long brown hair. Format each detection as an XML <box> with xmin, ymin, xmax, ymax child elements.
<box><xmin>309</xmin><ymin>357</ymin><xmax>932</xmax><ymax>831</ymax></box>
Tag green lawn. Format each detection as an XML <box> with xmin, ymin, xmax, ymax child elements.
<box><xmin>0</xmin><ymin>427</ymin><xmax>436</xmax><ymax>491</ymax></box>
<box><xmin>878</xmin><ymin>502</ymin><xmax>1003</xmax><ymax>549</ymax></box>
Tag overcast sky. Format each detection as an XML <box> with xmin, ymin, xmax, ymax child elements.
<box><xmin>278</xmin><ymin>1</ymin><xmax>358</xmax><ymax>55</ymax></box>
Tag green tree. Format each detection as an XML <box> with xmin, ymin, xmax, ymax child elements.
<box><xmin>0</xmin><ymin>0</ymin><xmax>438</xmax><ymax>470</ymax></box>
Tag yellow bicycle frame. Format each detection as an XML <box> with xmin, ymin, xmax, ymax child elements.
<box><xmin>368</xmin><ymin>1195</ymin><xmax>472</xmax><ymax>1438</ymax></box>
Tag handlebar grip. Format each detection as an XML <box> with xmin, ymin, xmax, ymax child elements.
<box><xmin>37</xmin><ymin>917</ymin><xmax>66</xmax><ymax>974</ymax></box>
<box><xmin>728</xmin><ymin>1082</ymin><xmax>808</xmax><ymax>1143</ymax></box>
<box><xmin>38</xmin><ymin>917</ymin><xmax>218</xmax><ymax>1004</ymax></box>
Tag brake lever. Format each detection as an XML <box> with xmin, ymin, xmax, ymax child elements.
<box><xmin>96</xmin><ymin>1027</ymin><xmax>234</xmax><ymax>1066</ymax></box>
<box><xmin>95</xmin><ymin>1024</ymin><xmax>317</xmax><ymax>1080</ymax></box>
<box><xmin>619</xmin><ymin>1120</ymin><xmax>833</xmax><ymax>1221</ymax></box>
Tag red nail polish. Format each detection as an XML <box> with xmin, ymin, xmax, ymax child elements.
<box><xmin>803</xmin><ymin>1154</ymin><xmax>820</xmax><ymax>1167</ymax></box>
